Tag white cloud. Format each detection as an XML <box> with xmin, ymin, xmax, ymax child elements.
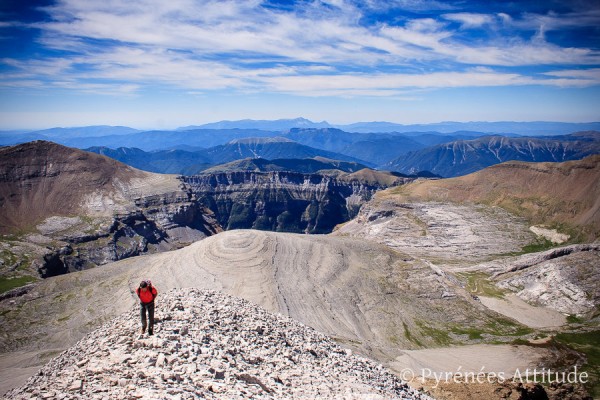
<box><xmin>442</xmin><ymin>12</ymin><xmax>495</xmax><ymax>28</ymax></box>
<box><xmin>2</xmin><ymin>0</ymin><xmax>597</xmax><ymax>98</ymax></box>
<box><xmin>260</xmin><ymin>69</ymin><xmax>568</xmax><ymax>96</ymax></box>
<box><xmin>542</xmin><ymin>68</ymin><xmax>600</xmax><ymax>86</ymax></box>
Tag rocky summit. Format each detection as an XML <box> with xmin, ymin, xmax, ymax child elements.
<box><xmin>4</xmin><ymin>289</ymin><xmax>430</xmax><ymax>400</ymax></box>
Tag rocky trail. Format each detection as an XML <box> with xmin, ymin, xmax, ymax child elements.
<box><xmin>4</xmin><ymin>289</ymin><xmax>431</xmax><ymax>400</ymax></box>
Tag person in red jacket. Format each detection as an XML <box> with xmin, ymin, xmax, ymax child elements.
<box><xmin>136</xmin><ymin>280</ymin><xmax>158</xmax><ymax>335</ymax></box>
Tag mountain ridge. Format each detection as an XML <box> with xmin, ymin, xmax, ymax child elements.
<box><xmin>178</xmin><ymin>119</ymin><xmax>600</xmax><ymax>135</ymax></box>
<box><xmin>0</xmin><ymin>140</ymin><xmax>221</xmax><ymax>275</ymax></box>
<box><xmin>386</xmin><ymin>132</ymin><xmax>600</xmax><ymax>177</ymax></box>
<box><xmin>85</xmin><ymin>137</ymin><xmax>374</xmax><ymax>174</ymax></box>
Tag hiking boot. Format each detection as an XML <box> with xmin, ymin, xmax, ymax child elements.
<box><xmin>148</xmin><ymin>329</ymin><xmax>153</xmax><ymax>336</ymax></box>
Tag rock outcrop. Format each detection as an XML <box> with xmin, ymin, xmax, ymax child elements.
<box><xmin>479</xmin><ymin>244</ymin><xmax>600</xmax><ymax>316</ymax></box>
<box><xmin>4</xmin><ymin>289</ymin><xmax>431</xmax><ymax>399</ymax></box>
<box><xmin>335</xmin><ymin>200</ymin><xmax>534</xmax><ymax>262</ymax></box>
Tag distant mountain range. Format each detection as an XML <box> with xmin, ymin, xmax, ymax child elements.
<box><xmin>204</xmin><ymin>137</ymin><xmax>367</xmax><ymax>166</ymax></box>
<box><xmin>28</xmin><ymin>125</ymin><xmax>139</xmax><ymax>138</ymax></box>
<box><xmin>387</xmin><ymin>132</ymin><xmax>600</xmax><ymax>177</ymax></box>
<box><xmin>177</xmin><ymin>118</ymin><xmax>600</xmax><ymax>136</ymax></box>
<box><xmin>87</xmin><ymin>137</ymin><xmax>370</xmax><ymax>174</ymax></box>
<box><xmin>178</xmin><ymin>117</ymin><xmax>331</xmax><ymax>131</ymax></box>
<box><xmin>0</xmin><ymin>128</ymin><xmax>281</xmax><ymax>151</ymax></box>
<box><xmin>337</xmin><ymin>121</ymin><xmax>600</xmax><ymax>135</ymax></box>
<box><xmin>86</xmin><ymin>146</ymin><xmax>213</xmax><ymax>175</ymax></box>
<box><xmin>2</xmin><ymin>120</ymin><xmax>600</xmax><ymax>177</ymax></box>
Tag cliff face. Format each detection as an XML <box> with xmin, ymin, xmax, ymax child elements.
<box><xmin>31</xmin><ymin>190</ymin><xmax>222</xmax><ymax>277</ymax></box>
<box><xmin>184</xmin><ymin>171</ymin><xmax>403</xmax><ymax>233</ymax></box>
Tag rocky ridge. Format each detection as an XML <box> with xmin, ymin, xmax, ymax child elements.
<box><xmin>4</xmin><ymin>289</ymin><xmax>430</xmax><ymax>400</ymax></box>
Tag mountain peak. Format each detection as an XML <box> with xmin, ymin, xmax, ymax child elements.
<box><xmin>6</xmin><ymin>288</ymin><xmax>429</xmax><ymax>399</ymax></box>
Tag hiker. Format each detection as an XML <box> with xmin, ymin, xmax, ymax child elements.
<box><xmin>136</xmin><ymin>280</ymin><xmax>158</xmax><ymax>335</ymax></box>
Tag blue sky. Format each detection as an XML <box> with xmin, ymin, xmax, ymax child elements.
<box><xmin>1</xmin><ymin>0</ymin><xmax>599</xmax><ymax>129</ymax></box>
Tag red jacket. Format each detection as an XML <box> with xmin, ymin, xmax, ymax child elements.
<box><xmin>136</xmin><ymin>286</ymin><xmax>157</xmax><ymax>304</ymax></box>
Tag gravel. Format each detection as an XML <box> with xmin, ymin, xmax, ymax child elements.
<box><xmin>4</xmin><ymin>288</ymin><xmax>432</xmax><ymax>399</ymax></box>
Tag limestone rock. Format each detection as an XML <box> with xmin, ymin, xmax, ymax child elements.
<box><xmin>4</xmin><ymin>289</ymin><xmax>431</xmax><ymax>399</ymax></box>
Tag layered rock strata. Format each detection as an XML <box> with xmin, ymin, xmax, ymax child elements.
<box><xmin>184</xmin><ymin>171</ymin><xmax>407</xmax><ymax>233</ymax></box>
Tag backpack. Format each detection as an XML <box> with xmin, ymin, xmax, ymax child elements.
<box><xmin>137</xmin><ymin>279</ymin><xmax>157</xmax><ymax>302</ymax></box>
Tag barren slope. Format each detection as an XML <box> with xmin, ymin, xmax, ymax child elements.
<box><xmin>0</xmin><ymin>141</ymin><xmax>221</xmax><ymax>280</ymax></box>
<box><xmin>0</xmin><ymin>141</ymin><xmax>181</xmax><ymax>233</ymax></box>
<box><xmin>387</xmin><ymin>155</ymin><xmax>600</xmax><ymax>240</ymax></box>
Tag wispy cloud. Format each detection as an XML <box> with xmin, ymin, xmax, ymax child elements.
<box><xmin>543</xmin><ymin>68</ymin><xmax>600</xmax><ymax>86</ymax></box>
<box><xmin>442</xmin><ymin>12</ymin><xmax>495</xmax><ymax>28</ymax></box>
<box><xmin>1</xmin><ymin>0</ymin><xmax>598</xmax><ymax>98</ymax></box>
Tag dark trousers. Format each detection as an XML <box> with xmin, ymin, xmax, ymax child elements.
<box><xmin>140</xmin><ymin>302</ymin><xmax>155</xmax><ymax>333</ymax></box>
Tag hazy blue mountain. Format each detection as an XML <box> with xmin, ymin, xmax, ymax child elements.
<box><xmin>0</xmin><ymin>131</ymin><xmax>50</xmax><ymax>146</ymax></box>
<box><xmin>57</xmin><ymin>129</ymin><xmax>280</xmax><ymax>151</ymax></box>
<box><xmin>338</xmin><ymin>121</ymin><xmax>600</xmax><ymax>135</ymax></box>
<box><xmin>386</xmin><ymin>132</ymin><xmax>600</xmax><ymax>177</ymax></box>
<box><xmin>204</xmin><ymin>137</ymin><xmax>371</xmax><ymax>166</ymax></box>
<box><xmin>283</xmin><ymin>128</ymin><xmax>363</xmax><ymax>150</ymax></box>
<box><xmin>179</xmin><ymin>117</ymin><xmax>332</xmax><ymax>131</ymax></box>
<box><xmin>0</xmin><ymin>126</ymin><xmax>139</xmax><ymax>146</ymax></box>
<box><xmin>86</xmin><ymin>147</ymin><xmax>212</xmax><ymax>174</ymax></box>
<box><xmin>283</xmin><ymin>128</ymin><xmax>425</xmax><ymax>166</ymax></box>
<box><xmin>407</xmin><ymin>132</ymin><xmax>496</xmax><ymax>146</ymax></box>
<box><xmin>201</xmin><ymin>157</ymin><xmax>369</xmax><ymax>174</ymax></box>
<box><xmin>86</xmin><ymin>137</ymin><xmax>371</xmax><ymax>174</ymax></box>
<box><xmin>338</xmin><ymin>137</ymin><xmax>425</xmax><ymax>166</ymax></box>
<box><xmin>30</xmin><ymin>126</ymin><xmax>139</xmax><ymax>138</ymax></box>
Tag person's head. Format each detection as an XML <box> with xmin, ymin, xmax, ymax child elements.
<box><xmin>139</xmin><ymin>281</ymin><xmax>148</xmax><ymax>290</ymax></box>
